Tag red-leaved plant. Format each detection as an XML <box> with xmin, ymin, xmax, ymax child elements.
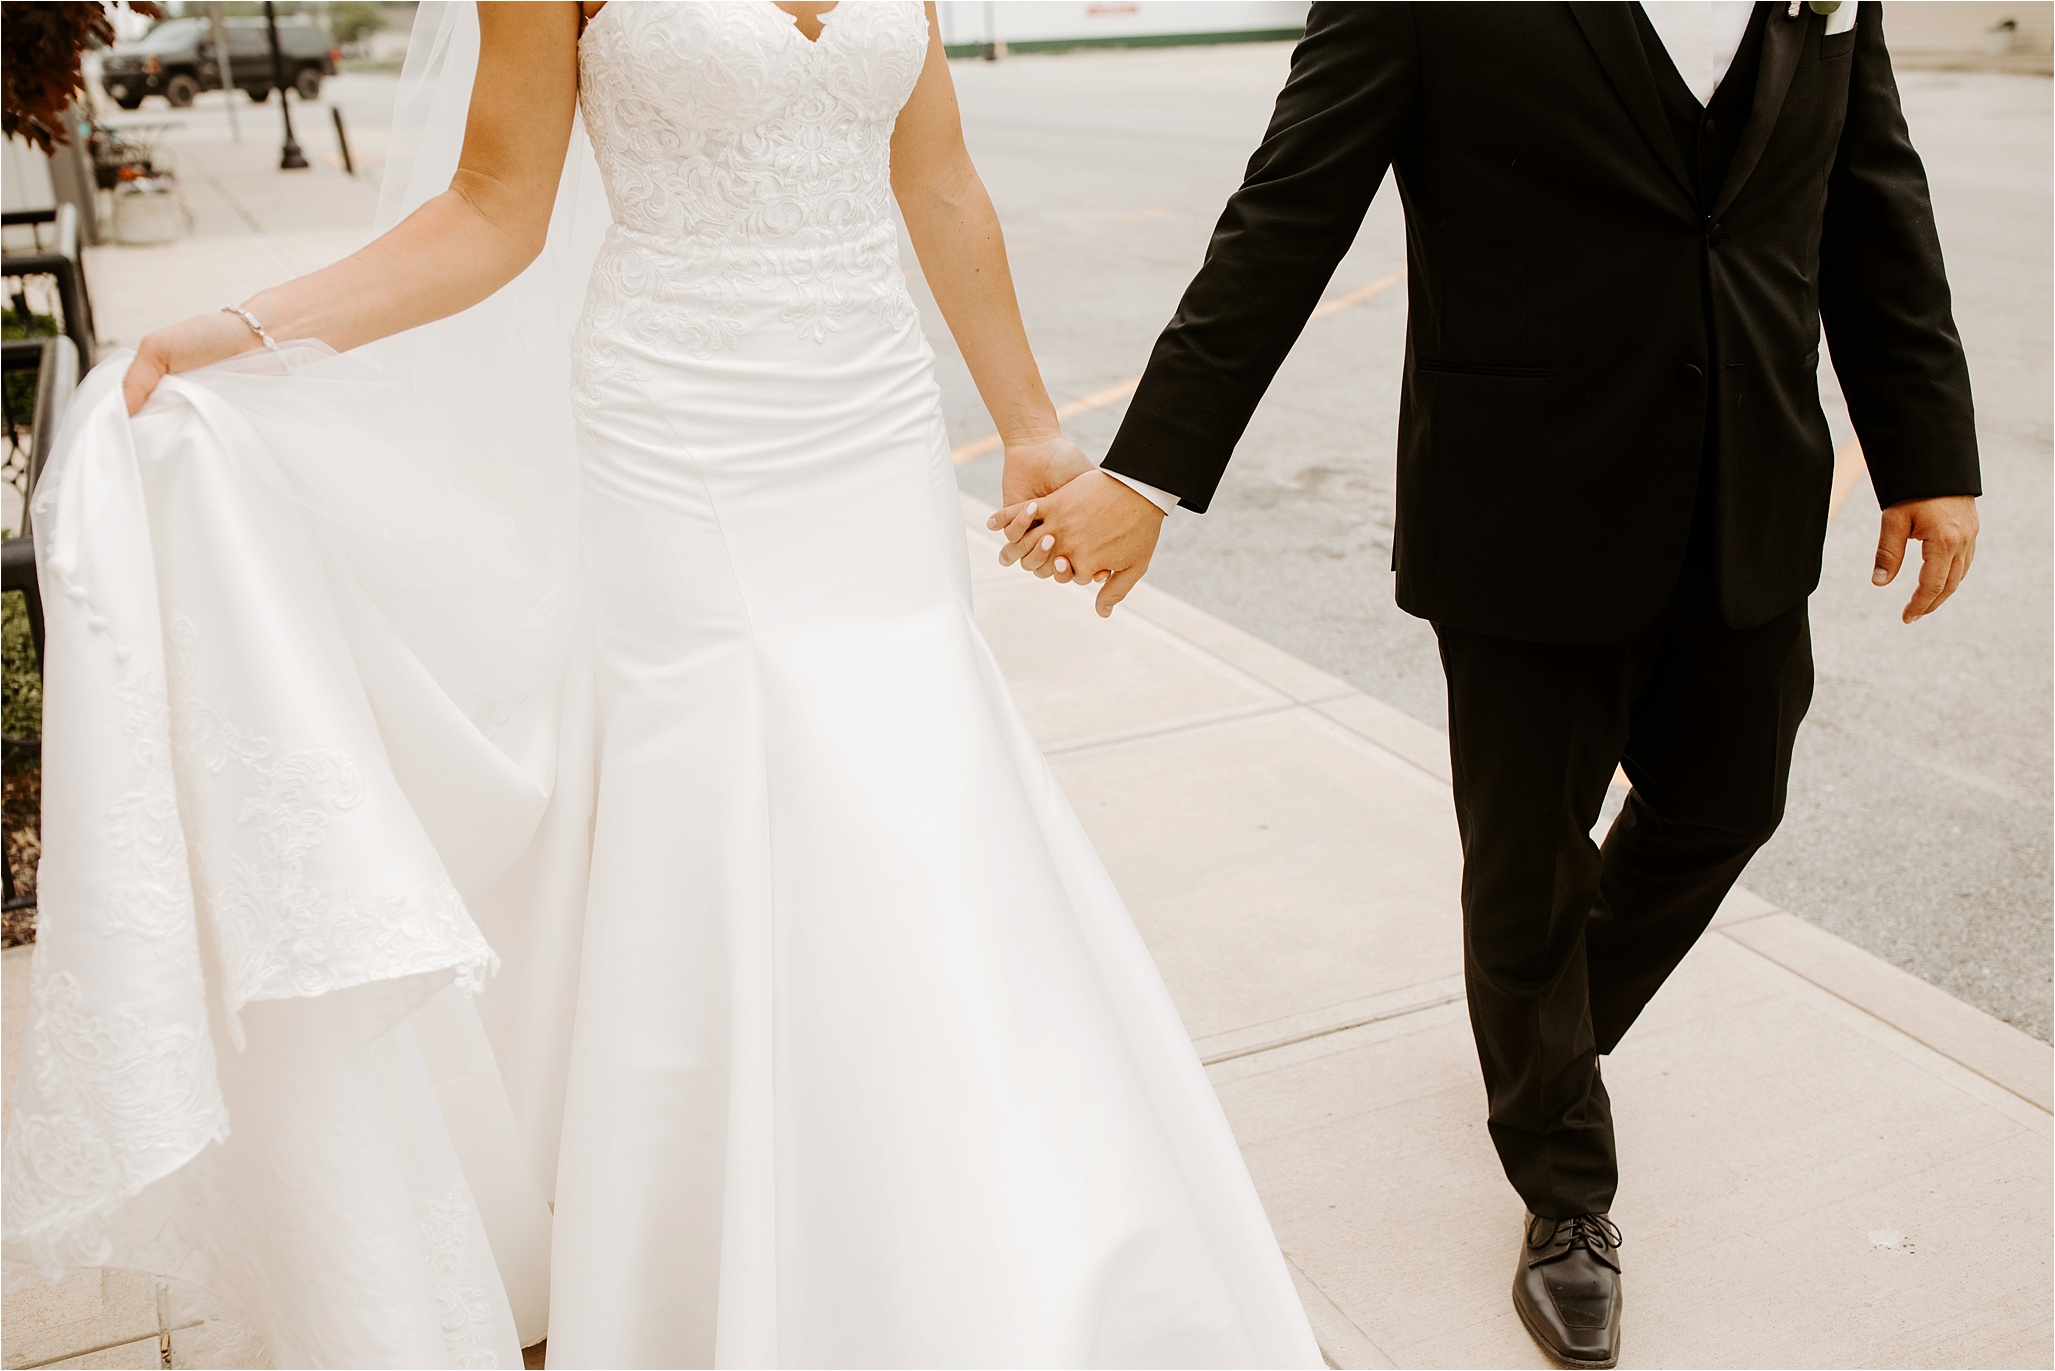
<box><xmin>2</xmin><ymin>1</ymin><xmax>163</xmax><ymax>152</ymax></box>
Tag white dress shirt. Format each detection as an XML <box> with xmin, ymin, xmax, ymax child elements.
<box><xmin>1639</xmin><ymin>1</ymin><xmax>1756</xmax><ymax>104</ymax></box>
<box><xmin>1104</xmin><ymin>0</ymin><xmax>1757</xmax><ymax>516</ymax></box>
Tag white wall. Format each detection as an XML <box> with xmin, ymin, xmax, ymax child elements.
<box><xmin>936</xmin><ymin>1</ymin><xmax>1308</xmax><ymax>49</ymax></box>
<box><xmin>1</xmin><ymin>137</ymin><xmax>56</xmax><ymax>215</ymax></box>
<box><xmin>1886</xmin><ymin>0</ymin><xmax>2054</xmax><ymax>70</ymax></box>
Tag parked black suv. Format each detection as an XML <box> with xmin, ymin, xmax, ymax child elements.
<box><xmin>101</xmin><ymin>16</ymin><xmax>336</xmax><ymax>110</ymax></box>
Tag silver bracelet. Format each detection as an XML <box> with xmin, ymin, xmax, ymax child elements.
<box><xmin>220</xmin><ymin>304</ymin><xmax>282</xmax><ymax>354</ymax></box>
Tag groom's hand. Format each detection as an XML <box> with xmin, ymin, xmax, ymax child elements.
<box><xmin>990</xmin><ymin>469</ymin><xmax>1164</xmax><ymax>617</ymax></box>
<box><xmin>1873</xmin><ymin>495</ymin><xmax>1978</xmax><ymax>624</ymax></box>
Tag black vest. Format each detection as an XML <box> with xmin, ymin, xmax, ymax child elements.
<box><xmin>1631</xmin><ymin>2</ymin><xmax>1771</xmax><ymax>612</ymax></box>
<box><xmin>1632</xmin><ymin>2</ymin><xmax>1770</xmax><ymax>211</ymax></box>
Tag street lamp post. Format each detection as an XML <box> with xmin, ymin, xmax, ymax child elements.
<box><xmin>206</xmin><ymin>1</ymin><xmax>239</xmax><ymax>142</ymax></box>
<box><xmin>263</xmin><ymin>1</ymin><xmax>308</xmax><ymax>170</ymax></box>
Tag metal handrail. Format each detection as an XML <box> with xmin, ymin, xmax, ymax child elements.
<box><xmin>1</xmin><ymin>538</ymin><xmax>40</xmax><ymax>677</ymax></box>
<box><xmin>3</xmin><ymin>333</ymin><xmax>80</xmax><ymax>676</ymax></box>
<box><xmin>3</xmin><ymin>333</ymin><xmax>78</xmax><ymax>541</ymax></box>
<box><xmin>2</xmin><ymin>203</ymin><xmax>98</xmax><ymax>369</ymax></box>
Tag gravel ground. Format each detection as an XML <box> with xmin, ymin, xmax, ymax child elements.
<box><xmin>926</xmin><ymin>46</ymin><xmax>2053</xmax><ymax>1041</ymax></box>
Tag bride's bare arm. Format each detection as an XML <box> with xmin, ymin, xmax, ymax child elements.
<box><xmin>121</xmin><ymin>1</ymin><xmax>581</xmax><ymax>415</ymax></box>
<box><xmin>890</xmin><ymin>4</ymin><xmax>1088</xmax><ymax>506</ymax></box>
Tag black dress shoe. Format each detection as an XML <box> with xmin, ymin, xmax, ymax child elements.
<box><xmin>1512</xmin><ymin>1212</ymin><xmax>1622</xmax><ymax>1369</ymax></box>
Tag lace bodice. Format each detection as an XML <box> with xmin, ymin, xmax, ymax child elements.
<box><xmin>573</xmin><ymin>1</ymin><xmax>929</xmax><ymax>375</ymax></box>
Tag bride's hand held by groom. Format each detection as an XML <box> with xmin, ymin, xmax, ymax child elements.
<box><xmin>989</xmin><ymin>467</ymin><xmax>1164</xmax><ymax>619</ymax></box>
<box><xmin>1000</xmin><ymin>430</ymin><xmax>1094</xmax><ymax>511</ymax></box>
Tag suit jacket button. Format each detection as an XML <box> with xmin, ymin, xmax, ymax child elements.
<box><xmin>1680</xmin><ymin>362</ymin><xmax>1705</xmax><ymax>382</ymax></box>
<box><xmin>1706</xmin><ymin>222</ymin><xmax>1726</xmax><ymax>247</ymax></box>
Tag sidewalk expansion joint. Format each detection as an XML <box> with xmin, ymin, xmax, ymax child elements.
<box><xmin>1041</xmin><ymin>700</ymin><xmax>1304</xmax><ymax>759</ymax></box>
<box><xmin>15</xmin><ymin>1321</ymin><xmax>202</xmax><ymax>1370</ymax></box>
<box><xmin>1201</xmin><ymin>991</ymin><xmax>1468</xmax><ymax>1066</ymax></box>
<box><xmin>1287</xmin><ymin>1255</ymin><xmax>1400</xmax><ymax>1370</ymax></box>
<box><xmin>1311</xmin><ymin>718</ymin><xmax>1456</xmax><ymax>794</ymax></box>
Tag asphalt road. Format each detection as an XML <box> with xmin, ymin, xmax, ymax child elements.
<box><xmin>924</xmin><ymin>44</ymin><xmax>2053</xmax><ymax>1041</ymax></box>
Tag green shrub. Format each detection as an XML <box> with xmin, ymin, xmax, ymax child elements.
<box><xmin>3</xmin><ymin>308</ymin><xmax>60</xmax><ymax>449</ymax></box>
<box><xmin>2</xmin><ymin>591</ymin><xmax>40</xmax><ymax>742</ymax></box>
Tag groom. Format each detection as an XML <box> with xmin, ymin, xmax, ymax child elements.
<box><xmin>1000</xmin><ymin>3</ymin><xmax>1979</xmax><ymax>1365</ymax></box>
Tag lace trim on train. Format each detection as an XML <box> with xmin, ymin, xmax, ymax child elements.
<box><xmin>2</xmin><ymin>636</ymin><xmax>228</xmax><ymax>1275</ymax></box>
<box><xmin>423</xmin><ymin>1185</ymin><xmax>500</xmax><ymax>1370</ymax></box>
<box><xmin>166</xmin><ymin>616</ymin><xmax>494</xmax><ymax>1038</ymax></box>
<box><xmin>1</xmin><ymin>969</ymin><xmax>229</xmax><ymax>1274</ymax></box>
<box><xmin>3</xmin><ymin>599</ymin><xmax>491</xmax><ymax>1276</ymax></box>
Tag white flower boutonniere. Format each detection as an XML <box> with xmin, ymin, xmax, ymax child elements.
<box><xmin>1790</xmin><ymin>0</ymin><xmax>1858</xmax><ymax>34</ymax></box>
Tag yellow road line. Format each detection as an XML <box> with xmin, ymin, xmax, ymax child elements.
<box><xmin>951</xmin><ymin>268</ymin><xmax>1407</xmax><ymax>465</ymax></box>
<box><xmin>950</xmin><ymin>376</ymin><xmax>1148</xmax><ymax>464</ymax></box>
<box><xmin>1307</xmin><ymin>268</ymin><xmax>1406</xmax><ymax>320</ymax></box>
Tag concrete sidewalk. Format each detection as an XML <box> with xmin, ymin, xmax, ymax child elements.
<box><xmin>77</xmin><ymin>89</ymin><xmax>385</xmax><ymax>354</ymax></box>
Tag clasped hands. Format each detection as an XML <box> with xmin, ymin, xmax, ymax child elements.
<box><xmin>988</xmin><ymin>435</ymin><xmax>1165</xmax><ymax>618</ymax></box>
<box><xmin>989</xmin><ymin>437</ymin><xmax>1979</xmax><ymax>626</ymax></box>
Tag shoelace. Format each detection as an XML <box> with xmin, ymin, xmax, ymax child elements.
<box><xmin>1531</xmin><ymin>1212</ymin><xmax>1623</xmax><ymax>1254</ymax></box>
<box><xmin>1558</xmin><ymin>1213</ymin><xmax>1622</xmax><ymax>1254</ymax></box>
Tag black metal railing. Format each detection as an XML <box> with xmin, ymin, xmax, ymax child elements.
<box><xmin>3</xmin><ymin>334</ymin><xmax>77</xmax><ymax>671</ymax></box>
<box><xmin>2</xmin><ymin>204</ymin><xmax>98</xmax><ymax>371</ymax></box>
<box><xmin>2</xmin><ymin>328</ymin><xmax>82</xmax><ymax>925</ymax></box>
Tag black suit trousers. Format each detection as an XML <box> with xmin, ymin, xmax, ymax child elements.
<box><xmin>1435</xmin><ymin>599</ymin><xmax>1814</xmax><ymax>1219</ymax></box>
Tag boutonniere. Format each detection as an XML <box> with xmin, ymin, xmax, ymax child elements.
<box><xmin>1789</xmin><ymin>0</ymin><xmax>1858</xmax><ymax>34</ymax></box>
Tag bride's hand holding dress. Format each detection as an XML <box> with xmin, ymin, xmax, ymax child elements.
<box><xmin>119</xmin><ymin>2</ymin><xmax>581</xmax><ymax>415</ymax></box>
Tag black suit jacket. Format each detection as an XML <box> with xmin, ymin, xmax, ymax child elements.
<box><xmin>1102</xmin><ymin>1</ymin><xmax>1979</xmax><ymax>644</ymax></box>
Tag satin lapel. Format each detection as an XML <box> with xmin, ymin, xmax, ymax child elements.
<box><xmin>1566</xmin><ymin>1</ymin><xmax>1695</xmax><ymax>203</ymax></box>
<box><xmin>1713</xmin><ymin>3</ymin><xmax>1804</xmax><ymax>216</ymax></box>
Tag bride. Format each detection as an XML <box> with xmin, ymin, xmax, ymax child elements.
<box><xmin>4</xmin><ymin>2</ymin><xmax>1321</xmax><ymax>1367</ymax></box>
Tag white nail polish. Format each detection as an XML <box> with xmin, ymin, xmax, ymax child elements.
<box><xmin>1040</xmin><ymin>535</ymin><xmax>1054</xmax><ymax>550</ymax></box>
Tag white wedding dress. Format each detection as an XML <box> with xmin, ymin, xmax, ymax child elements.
<box><xmin>3</xmin><ymin>3</ymin><xmax>1323</xmax><ymax>1367</ymax></box>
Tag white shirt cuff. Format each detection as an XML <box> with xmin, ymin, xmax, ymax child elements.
<box><xmin>1102</xmin><ymin>468</ymin><xmax>1179</xmax><ymax>515</ymax></box>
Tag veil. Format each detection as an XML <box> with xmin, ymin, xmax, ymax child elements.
<box><xmin>364</xmin><ymin>0</ymin><xmax>612</xmax><ymax>569</ymax></box>
<box><xmin>332</xmin><ymin>0</ymin><xmax>613</xmax><ymax>714</ymax></box>
<box><xmin>1</xmin><ymin>4</ymin><xmax>611</xmax><ymax>1362</ymax></box>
